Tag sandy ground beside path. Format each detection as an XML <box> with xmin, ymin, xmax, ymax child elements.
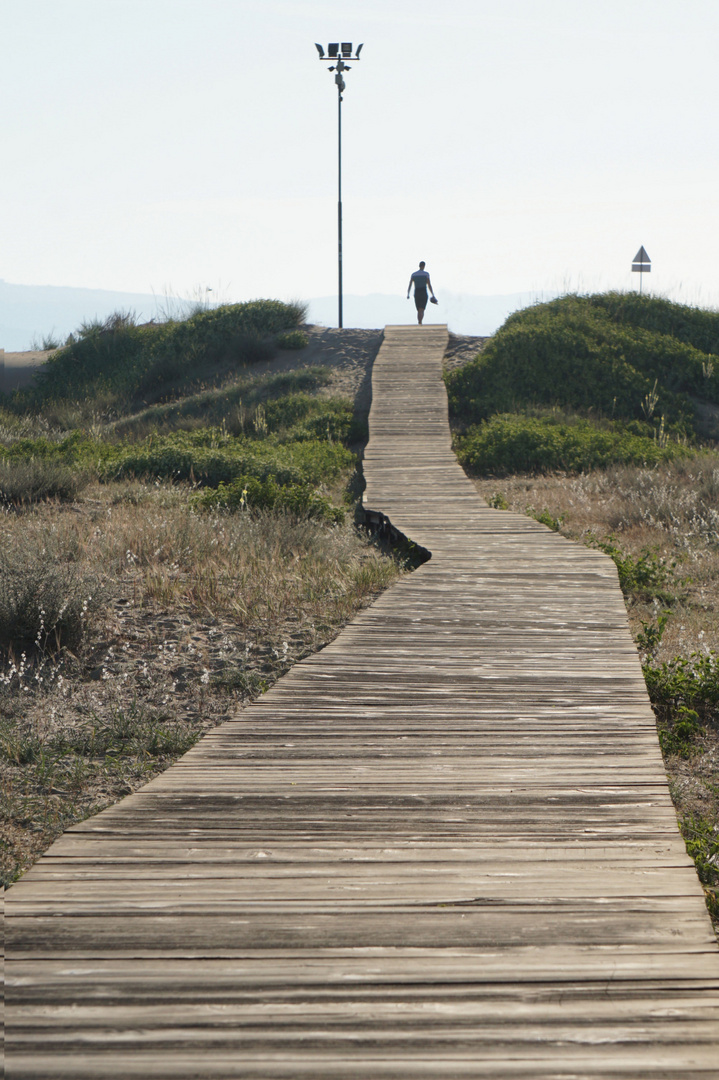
<box><xmin>279</xmin><ymin>327</ymin><xmax>383</xmax><ymax>413</ymax></box>
<box><xmin>443</xmin><ymin>332</ymin><xmax>489</xmax><ymax>372</ymax></box>
<box><xmin>243</xmin><ymin>325</ymin><xmax>487</xmax><ymax>413</ymax></box>
<box><xmin>2</xmin><ymin>349</ymin><xmax>55</xmax><ymax>394</ymax></box>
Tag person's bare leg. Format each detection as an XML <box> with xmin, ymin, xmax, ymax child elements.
<box><xmin>418</xmin><ymin>307</ymin><xmax>424</xmax><ymax>325</ymax></box>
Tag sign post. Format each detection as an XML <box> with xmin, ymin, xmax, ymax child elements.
<box><xmin>632</xmin><ymin>246</ymin><xmax>651</xmax><ymax>294</ymax></box>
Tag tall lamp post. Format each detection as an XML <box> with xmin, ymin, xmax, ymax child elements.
<box><xmin>315</xmin><ymin>42</ymin><xmax>363</xmax><ymax>329</ymax></box>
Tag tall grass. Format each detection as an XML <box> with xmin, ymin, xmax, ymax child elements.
<box><xmin>0</xmin><ymin>486</ymin><xmax>390</xmax><ymax>627</ymax></box>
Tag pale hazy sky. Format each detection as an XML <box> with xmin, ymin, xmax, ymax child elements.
<box><xmin>3</xmin><ymin>0</ymin><xmax>718</xmax><ymax>313</ymax></box>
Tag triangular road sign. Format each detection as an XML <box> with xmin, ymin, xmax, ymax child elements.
<box><xmin>632</xmin><ymin>246</ymin><xmax>650</xmax><ymax>265</ymax></box>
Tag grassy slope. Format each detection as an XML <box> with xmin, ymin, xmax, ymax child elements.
<box><xmin>1</xmin><ymin>302</ymin><xmax>363</xmax><ymax>520</ymax></box>
<box><xmin>446</xmin><ymin>291</ymin><xmax>719</xmax><ymax>475</ymax></box>
<box><xmin>16</xmin><ymin>300</ymin><xmax>305</xmax><ymax>416</ymax></box>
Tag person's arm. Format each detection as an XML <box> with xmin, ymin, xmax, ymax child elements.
<box><xmin>426</xmin><ymin>275</ymin><xmax>435</xmax><ymax>297</ymax></box>
<box><xmin>407</xmin><ymin>275</ymin><xmax>413</xmax><ymax>299</ymax></box>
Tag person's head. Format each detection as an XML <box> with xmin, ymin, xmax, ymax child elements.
<box><xmin>419</xmin><ymin>261</ymin><xmax>425</xmax><ymax>269</ymax></box>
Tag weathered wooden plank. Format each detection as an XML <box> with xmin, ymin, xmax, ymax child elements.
<box><xmin>5</xmin><ymin>1058</ymin><xmax>719</xmax><ymax>1080</ymax></box>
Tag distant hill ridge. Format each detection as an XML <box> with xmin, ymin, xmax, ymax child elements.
<box><xmin>0</xmin><ymin>280</ymin><xmax>164</xmax><ymax>352</ymax></box>
<box><xmin>0</xmin><ymin>279</ymin><xmax>550</xmax><ymax>350</ymax></box>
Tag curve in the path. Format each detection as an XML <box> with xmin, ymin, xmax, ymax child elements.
<box><xmin>5</xmin><ymin>325</ymin><xmax>719</xmax><ymax>1078</ymax></box>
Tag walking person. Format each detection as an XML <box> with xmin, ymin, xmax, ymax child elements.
<box><xmin>407</xmin><ymin>261</ymin><xmax>436</xmax><ymax>325</ymax></box>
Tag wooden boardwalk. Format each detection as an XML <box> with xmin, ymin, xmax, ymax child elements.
<box><xmin>5</xmin><ymin>325</ymin><xmax>719</xmax><ymax>1077</ymax></box>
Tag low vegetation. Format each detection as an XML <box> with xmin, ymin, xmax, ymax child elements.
<box><xmin>447</xmin><ymin>291</ymin><xmax>719</xmax><ymax>430</ymax></box>
<box><xmin>446</xmin><ymin>293</ymin><xmax>719</xmax><ymax>929</ymax></box>
<box><xmin>14</xmin><ymin>300</ymin><xmax>305</xmax><ymax>422</ymax></box>
<box><xmin>447</xmin><ymin>291</ymin><xmax>719</xmax><ymax>476</ymax></box>
<box><xmin>454</xmin><ymin>411</ymin><xmax>689</xmax><ymax>476</ymax></box>
<box><xmin>2</xmin><ymin>424</ymin><xmax>355</xmax><ymax>488</ymax></box>
<box><xmin>0</xmin><ymin>301</ymin><xmax>402</xmax><ymax>885</ymax></box>
<box><xmin>109</xmin><ymin>367</ymin><xmax>334</xmax><ymax>439</ymax></box>
<box><xmin>193</xmin><ymin>475</ymin><xmax>344</xmax><ymax>523</ymax></box>
<box><xmin>278</xmin><ymin>329</ymin><xmax>310</xmax><ymax>351</ymax></box>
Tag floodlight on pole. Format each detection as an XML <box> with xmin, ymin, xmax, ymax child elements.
<box><xmin>315</xmin><ymin>41</ymin><xmax>363</xmax><ymax>329</ymax></box>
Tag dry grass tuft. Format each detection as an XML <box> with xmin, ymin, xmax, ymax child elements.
<box><xmin>0</xmin><ymin>459</ymin><xmax>91</xmax><ymax>505</ymax></box>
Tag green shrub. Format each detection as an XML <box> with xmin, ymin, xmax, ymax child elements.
<box><xmin>454</xmin><ymin>413</ymin><xmax>688</xmax><ymax>476</ymax></box>
<box><xmin>593</xmin><ymin>536</ymin><xmax>674</xmax><ymax>600</ymax></box>
<box><xmin>635</xmin><ymin>611</ymin><xmax>670</xmax><ymax>658</ymax></box>
<box><xmin>681</xmin><ymin>815</ymin><xmax>719</xmax><ymax>894</ymax></box>
<box><xmin>277</xmin><ymin>329</ymin><xmax>309</xmax><ymax>350</ymax></box>
<box><xmin>1</xmin><ymin>428</ymin><xmax>355</xmax><ymax>489</ymax></box>
<box><xmin>100</xmin><ymin>433</ymin><xmax>353</xmax><ymax>487</ymax></box>
<box><xmin>1</xmin><ymin>430</ymin><xmax>102</xmax><ymax>466</ymax></box>
<box><xmin>583</xmin><ymin>292</ymin><xmax>719</xmax><ymax>357</ymax></box>
<box><xmin>658</xmin><ymin>707</ymin><xmax>702</xmax><ymax>758</ymax></box>
<box><xmin>446</xmin><ymin>292</ymin><xmax>719</xmax><ymax>434</ymax></box>
<box><xmin>261</xmin><ymin>395</ymin><xmax>356</xmax><ymax>441</ymax></box>
<box><xmin>193</xmin><ymin>475</ymin><xmax>344</xmax><ymax>523</ymax></box>
<box><xmin>643</xmin><ymin>650</ymin><xmax>719</xmax><ymax>725</ymax></box>
<box><xmin>529</xmin><ymin>507</ymin><xmax>563</xmax><ymax>531</ymax></box>
<box><xmin>23</xmin><ymin>317</ymin><xmax>153</xmax><ymax>411</ymax></box>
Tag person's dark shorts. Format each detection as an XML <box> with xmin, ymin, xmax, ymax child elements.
<box><xmin>414</xmin><ymin>287</ymin><xmax>428</xmax><ymax>311</ymax></box>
